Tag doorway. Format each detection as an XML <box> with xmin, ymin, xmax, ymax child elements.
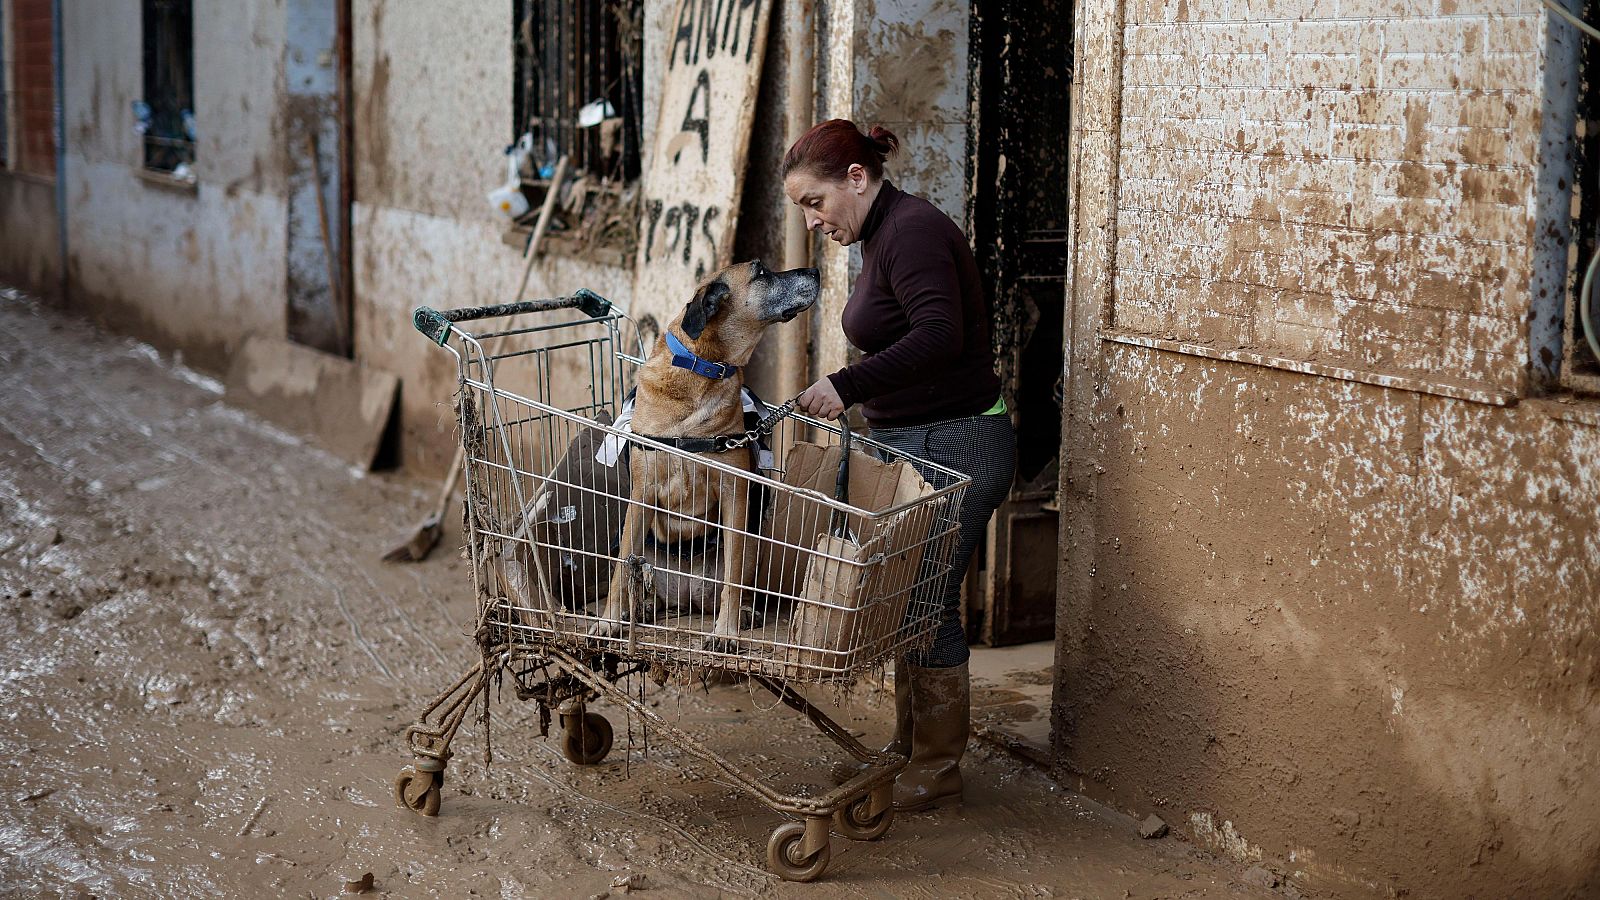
<box><xmin>967</xmin><ymin>0</ymin><xmax>1073</xmax><ymax>646</ymax></box>
<box><xmin>284</xmin><ymin>0</ymin><xmax>352</xmax><ymax>358</ymax></box>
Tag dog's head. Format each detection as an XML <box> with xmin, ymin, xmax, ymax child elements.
<box><xmin>679</xmin><ymin>260</ymin><xmax>821</xmax><ymax>349</ymax></box>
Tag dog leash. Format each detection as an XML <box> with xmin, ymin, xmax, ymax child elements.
<box><xmin>630</xmin><ymin>394</ymin><xmax>802</xmax><ymax>454</ymax></box>
<box><xmin>714</xmin><ymin>396</ymin><xmax>800</xmax><ymax>451</ymax></box>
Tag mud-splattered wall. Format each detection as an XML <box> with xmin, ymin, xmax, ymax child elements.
<box><xmin>1059</xmin><ymin>2</ymin><xmax>1600</xmax><ymax>897</ymax></box>
<box><xmin>805</xmin><ymin>0</ymin><xmax>972</xmax><ymax>392</ymax></box>
<box><xmin>0</xmin><ymin>0</ymin><xmax>61</xmax><ymax>297</ymax></box>
<box><xmin>1111</xmin><ymin>4</ymin><xmax>1538</xmax><ymax>397</ymax></box>
<box><xmin>853</xmin><ymin>0</ymin><xmax>969</xmax><ymax>223</ymax></box>
<box><xmin>48</xmin><ymin>2</ymin><xmax>287</xmax><ymax>373</ymax></box>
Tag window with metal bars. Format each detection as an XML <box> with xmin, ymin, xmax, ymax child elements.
<box><xmin>514</xmin><ymin>0</ymin><xmax>643</xmax><ymax>184</ymax></box>
<box><xmin>140</xmin><ymin>0</ymin><xmax>194</xmax><ymax>174</ymax></box>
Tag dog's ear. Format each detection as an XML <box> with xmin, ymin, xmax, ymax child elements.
<box><xmin>681</xmin><ymin>278</ymin><xmax>730</xmax><ymax>340</ymax></box>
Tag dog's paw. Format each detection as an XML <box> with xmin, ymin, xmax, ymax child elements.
<box><xmin>738</xmin><ymin>603</ymin><xmax>766</xmax><ymax>630</ymax></box>
<box><xmin>701</xmin><ymin>634</ymin><xmax>746</xmax><ymax>656</ymax></box>
<box><xmin>587</xmin><ymin>617</ymin><xmax>628</xmax><ymax>640</ymax></box>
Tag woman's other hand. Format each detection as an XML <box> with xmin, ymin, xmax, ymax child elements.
<box><xmin>797</xmin><ymin>377</ymin><xmax>845</xmax><ymax>419</ymax></box>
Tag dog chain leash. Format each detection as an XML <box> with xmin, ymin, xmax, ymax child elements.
<box><xmin>714</xmin><ymin>396</ymin><xmax>800</xmax><ymax>452</ymax></box>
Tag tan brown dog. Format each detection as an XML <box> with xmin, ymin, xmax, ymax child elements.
<box><xmin>590</xmin><ymin>260</ymin><xmax>819</xmax><ymax>644</ymax></box>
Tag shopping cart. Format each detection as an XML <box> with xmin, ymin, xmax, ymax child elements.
<box><xmin>393</xmin><ymin>291</ymin><xmax>969</xmax><ymax>881</ymax></box>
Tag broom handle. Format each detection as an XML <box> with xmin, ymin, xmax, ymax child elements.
<box><xmin>434</xmin><ymin>445</ymin><xmax>466</xmax><ymax>518</ymax></box>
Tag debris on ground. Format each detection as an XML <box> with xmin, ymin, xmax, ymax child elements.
<box><xmin>1241</xmin><ymin>865</ymin><xmax>1279</xmax><ymax>889</ymax></box>
<box><xmin>1138</xmin><ymin>814</ymin><xmax>1169</xmax><ymax>839</ymax></box>
<box><xmin>22</xmin><ymin>524</ymin><xmax>60</xmax><ymax>554</ymax></box>
<box><xmin>610</xmin><ymin>872</ymin><xmax>648</xmax><ymax>892</ymax></box>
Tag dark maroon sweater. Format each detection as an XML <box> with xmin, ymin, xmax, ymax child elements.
<box><xmin>826</xmin><ymin>182</ymin><xmax>1002</xmax><ymax>427</ymax></box>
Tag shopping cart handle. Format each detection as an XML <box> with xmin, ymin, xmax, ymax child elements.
<box><xmin>412</xmin><ymin>289</ymin><xmax>613</xmax><ymax>345</ymax></box>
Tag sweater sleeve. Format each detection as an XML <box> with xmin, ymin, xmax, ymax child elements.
<box><xmin>827</xmin><ymin>226</ymin><xmax>965</xmax><ymax>408</ymax></box>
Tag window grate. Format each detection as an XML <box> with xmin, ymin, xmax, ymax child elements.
<box><xmin>513</xmin><ymin>0</ymin><xmax>642</xmax><ymax>183</ymax></box>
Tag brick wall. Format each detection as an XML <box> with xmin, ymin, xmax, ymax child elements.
<box><xmin>1110</xmin><ymin>1</ymin><xmax>1542</xmax><ymax>394</ymax></box>
<box><xmin>11</xmin><ymin>0</ymin><xmax>55</xmax><ymax>178</ymax></box>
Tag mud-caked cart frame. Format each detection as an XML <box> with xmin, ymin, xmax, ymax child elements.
<box><xmin>393</xmin><ymin>292</ymin><xmax>969</xmax><ymax>882</ymax></box>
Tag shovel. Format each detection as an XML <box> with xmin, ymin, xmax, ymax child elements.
<box><xmin>383</xmin><ymin>445</ymin><xmax>465</xmax><ymax>562</ymax></box>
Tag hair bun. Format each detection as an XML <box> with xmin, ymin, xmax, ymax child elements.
<box><xmin>782</xmin><ymin>119</ymin><xmax>899</xmax><ymax>181</ymax></box>
<box><xmin>866</xmin><ymin>125</ymin><xmax>901</xmax><ymax>160</ymax></box>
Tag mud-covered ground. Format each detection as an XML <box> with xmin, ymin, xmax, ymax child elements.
<box><xmin>0</xmin><ymin>293</ymin><xmax>1278</xmax><ymax>898</ymax></box>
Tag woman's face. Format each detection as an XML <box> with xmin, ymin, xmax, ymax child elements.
<box><xmin>784</xmin><ymin>164</ymin><xmax>877</xmax><ymax>247</ymax></box>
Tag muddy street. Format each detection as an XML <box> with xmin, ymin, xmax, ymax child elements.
<box><xmin>0</xmin><ymin>294</ymin><xmax>1273</xmax><ymax>898</ymax></box>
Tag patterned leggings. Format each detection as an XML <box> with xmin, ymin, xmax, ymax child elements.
<box><xmin>869</xmin><ymin>412</ymin><xmax>1016</xmax><ymax>668</ymax></box>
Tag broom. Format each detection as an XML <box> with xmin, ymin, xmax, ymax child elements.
<box><xmin>383</xmin><ymin>445</ymin><xmax>465</xmax><ymax>562</ymax></box>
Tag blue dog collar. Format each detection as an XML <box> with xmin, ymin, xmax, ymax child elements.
<box><xmin>665</xmin><ymin>330</ymin><xmax>738</xmax><ymax>379</ymax></box>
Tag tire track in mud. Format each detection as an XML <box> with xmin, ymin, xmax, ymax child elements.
<box><xmin>297</xmin><ymin>564</ymin><xmax>399</xmax><ymax>684</ymax></box>
<box><xmin>0</xmin><ymin>309</ymin><xmax>428</xmax><ymax>691</ymax></box>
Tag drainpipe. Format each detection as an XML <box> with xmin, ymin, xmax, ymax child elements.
<box><xmin>52</xmin><ymin>0</ymin><xmax>66</xmax><ymax>303</ymax></box>
<box><xmin>780</xmin><ymin>0</ymin><xmax>815</xmax><ymax>399</ymax></box>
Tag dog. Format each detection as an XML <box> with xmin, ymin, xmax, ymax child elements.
<box><xmin>590</xmin><ymin>259</ymin><xmax>819</xmax><ymax>645</ymax></box>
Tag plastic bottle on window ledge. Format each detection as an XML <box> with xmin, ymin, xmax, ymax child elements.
<box><xmin>487</xmin><ymin>133</ymin><xmax>534</xmax><ymax>220</ymax></box>
<box><xmin>577</xmin><ymin>98</ymin><xmax>616</xmax><ymax>129</ymax></box>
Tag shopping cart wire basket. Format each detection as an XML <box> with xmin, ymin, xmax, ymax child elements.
<box><xmin>395</xmin><ymin>291</ymin><xmax>970</xmax><ymax>881</ymax></box>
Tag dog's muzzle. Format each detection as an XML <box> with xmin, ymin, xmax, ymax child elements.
<box><xmin>773</xmin><ymin>267</ymin><xmax>820</xmax><ymax>321</ymax></box>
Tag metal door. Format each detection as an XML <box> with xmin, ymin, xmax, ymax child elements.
<box><xmin>284</xmin><ymin>0</ymin><xmax>350</xmax><ymax>356</ymax></box>
<box><xmin>967</xmin><ymin>0</ymin><xmax>1073</xmax><ymax>646</ymax></box>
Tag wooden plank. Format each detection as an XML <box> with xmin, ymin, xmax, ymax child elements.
<box><xmin>632</xmin><ymin>0</ymin><xmax>775</xmax><ymax>330</ymax></box>
<box><xmin>224</xmin><ymin>335</ymin><xmax>399</xmax><ymax>470</ymax></box>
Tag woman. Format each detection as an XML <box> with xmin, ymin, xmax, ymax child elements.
<box><xmin>783</xmin><ymin>119</ymin><xmax>1016</xmax><ymax>812</ymax></box>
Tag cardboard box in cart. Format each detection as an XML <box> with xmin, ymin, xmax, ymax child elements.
<box><xmin>759</xmin><ymin>442</ymin><xmax>941</xmax><ymax>674</ymax></box>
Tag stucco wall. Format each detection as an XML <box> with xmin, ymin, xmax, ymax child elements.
<box><xmin>1111</xmin><ymin>1</ymin><xmax>1539</xmax><ymax>397</ymax></box>
<box><xmin>59</xmin><ymin>1</ymin><xmax>287</xmax><ymax>372</ymax></box>
<box><xmin>855</xmin><ymin>0</ymin><xmax>970</xmax><ymax>223</ymax></box>
<box><xmin>1058</xmin><ymin>1</ymin><xmax>1600</xmax><ymax>897</ymax></box>
<box><xmin>0</xmin><ymin>0</ymin><xmax>650</xmax><ymax>470</ymax></box>
<box><xmin>806</xmin><ymin>0</ymin><xmax>971</xmax><ymax>390</ymax></box>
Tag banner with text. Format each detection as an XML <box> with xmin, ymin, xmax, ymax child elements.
<box><xmin>632</xmin><ymin>0</ymin><xmax>773</xmax><ymax>334</ymax></box>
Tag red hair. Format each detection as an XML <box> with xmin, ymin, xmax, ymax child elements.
<box><xmin>782</xmin><ymin>119</ymin><xmax>900</xmax><ymax>182</ymax></box>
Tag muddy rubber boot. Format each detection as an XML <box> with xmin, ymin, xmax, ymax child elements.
<box><xmin>893</xmin><ymin>662</ymin><xmax>969</xmax><ymax>813</ymax></box>
<box><xmin>831</xmin><ymin>662</ymin><xmax>913</xmax><ymax>784</ymax></box>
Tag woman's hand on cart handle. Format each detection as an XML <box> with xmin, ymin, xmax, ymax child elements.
<box><xmin>797</xmin><ymin>377</ymin><xmax>846</xmax><ymax>420</ymax></box>
<box><xmin>412</xmin><ymin>290</ymin><xmax>614</xmax><ymax>345</ymax></box>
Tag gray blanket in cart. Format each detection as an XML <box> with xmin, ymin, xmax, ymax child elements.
<box><xmin>506</xmin><ymin>400</ymin><xmax>771</xmax><ymax>626</ymax></box>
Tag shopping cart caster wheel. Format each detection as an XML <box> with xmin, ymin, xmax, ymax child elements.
<box><xmin>833</xmin><ymin>790</ymin><xmax>894</xmax><ymax>841</ymax></box>
<box><xmin>767</xmin><ymin>821</ymin><xmax>831</xmax><ymax>882</ymax></box>
<box><xmin>562</xmin><ymin>711</ymin><xmax>614</xmax><ymax>765</ymax></box>
<box><xmin>394</xmin><ymin>766</ymin><xmax>443</xmax><ymax>817</ymax></box>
